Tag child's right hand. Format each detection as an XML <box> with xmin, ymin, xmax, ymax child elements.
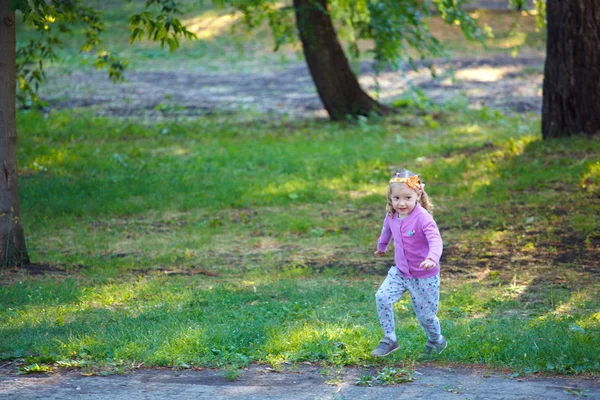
<box><xmin>374</xmin><ymin>250</ymin><xmax>385</xmax><ymax>257</ymax></box>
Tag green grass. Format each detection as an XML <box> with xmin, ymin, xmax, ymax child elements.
<box><xmin>2</xmin><ymin>102</ymin><xmax>599</xmax><ymax>376</ymax></box>
<box><xmin>4</xmin><ymin>2</ymin><xmax>598</xmax><ymax>378</ymax></box>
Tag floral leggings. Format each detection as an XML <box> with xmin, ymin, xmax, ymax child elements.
<box><xmin>376</xmin><ymin>266</ymin><xmax>442</xmax><ymax>342</ymax></box>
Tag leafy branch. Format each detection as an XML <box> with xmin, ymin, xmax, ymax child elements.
<box><xmin>10</xmin><ymin>0</ymin><xmax>197</xmax><ymax>107</ymax></box>
<box><xmin>129</xmin><ymin>0</ymin><xmax>198</xmax><ymax>53</ymax></box>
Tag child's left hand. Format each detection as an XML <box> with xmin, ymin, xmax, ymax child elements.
<box><xmin>419</xmin><ymin>258</ymin><xmax>436</xmax><ymax>270</ymax></box>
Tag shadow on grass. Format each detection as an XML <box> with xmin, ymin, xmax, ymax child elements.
<box><xmin>0</xmin><ymin>276</ymin><xmax>377</xmax><ymax>367</ymax></box>
<box><xmin>9</xmin><ymin>105</ymin><xmax>600</xmax><ymax>374</ymax></box>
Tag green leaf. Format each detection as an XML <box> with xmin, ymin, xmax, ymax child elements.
<box><xmin>130</xmin><ymin>27</ymin><xmax>143</xmax><ymax>45</ymax></box>
<box><xmin>129</xmin><ymin>14</ymin><xmax>141</xmax><ymax>25</ymax></box>
<box><xmin>166</xmin><ymin>38</ymin><xmax>177</xmax><ymax>53</ymax></box>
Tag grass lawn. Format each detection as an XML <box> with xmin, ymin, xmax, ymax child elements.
<box><xmin>3</xmin><ymin>2</ymin><xmax>599</xmax><ymax>378</ymax></box>
<box><xmin>2</xmin><ymin>104</ymin><xmax>599</xmax><ymax>376</ymax></box>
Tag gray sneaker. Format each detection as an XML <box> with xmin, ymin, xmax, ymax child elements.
<box><xmin>370</xmin><ymin>337</ymin><xmax>399</xmax><ymax>357</ymax></box>
<box><xmin>419</xmin><ymin>337</ymin><xmax>447</xmax><ymax>358</ymax></box>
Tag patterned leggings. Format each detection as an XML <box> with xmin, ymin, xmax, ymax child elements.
<box><xmin>376</xmin><ymin>266</ymin><xmax>442</xmax><ymax>342</ymax></box>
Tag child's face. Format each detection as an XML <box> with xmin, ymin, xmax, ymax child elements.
<box><xmin>390</xmin><ymin>183</ymin><xmax>421</xmax><ymax>217</ymax></box>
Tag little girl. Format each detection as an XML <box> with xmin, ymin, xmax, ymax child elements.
<box><xmin>370</xmin><ymin>168</ymin><xmax>446</xmax><ymax>358</ymax></box>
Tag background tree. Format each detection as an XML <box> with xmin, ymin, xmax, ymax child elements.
<box><xmin>0</xmin><ymin>0</ymin><xmax>194</xmax><ymax>268</ymax></box>
<box><xmin>293</xmin><ymin>0</ymin><xmax>388</xmax><ymax>120</ymax></box>
<box><xmin>218</xmin><ymin>0</ymin><xmax>482</xmax><ymax>120</ymax></box>
<box><xmin>224</xmin><ymin>0</ymin><xmax>599</xmax><ymax>139</ymax></box>
<box><xmin>542</xmin><ymin>0</ymin><xmax>600</xmax><ymax>138</ymax></box>
<box><xmin>1</xmin><ymin>0</ymin><xmax>28</xmax><ymax>266</ymax></box>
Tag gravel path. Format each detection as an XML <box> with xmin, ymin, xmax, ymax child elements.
<box><xmin>2</xmin><ymin>364</ymin><xmax>599</xmax><ymax>400</ymax></box>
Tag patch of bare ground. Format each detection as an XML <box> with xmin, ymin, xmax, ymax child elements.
<box><xmin>441</xmin><ymin>227</ymin><xmax>600</xmax><ymax>295</ymax></box>
<box><xmin>7</xmin><ymin>227</ymin><xmax>595</xmax><ymax>284</ymax></box>
<box><xmin>130</xmin><ymin>267</ymin><xmax>221</xmax><ymax>277</ymax></box>
<box><xmin>1</xmin><ymin>362</ymin><xmax>599</xmax><ymax>400</ymax></box>
<box><xmin>40</xmin><ymin>54</ymin><xmax>544</xmax><ymax>120</ymax></box>
<box><xmin>0</xmin><ymin>263</ymin><xmax>84</xmax><ymax>282</ymax></box>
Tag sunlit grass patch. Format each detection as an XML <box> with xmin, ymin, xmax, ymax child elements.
<box><xmin>2</xmin><ymin>269</ymin><xmax>599</xmax><ymax>374</ymax></box>
<box><xmin>4</xmin><ymin>104</ymin><xmax>600</xmax><ymax>375</ymax></box>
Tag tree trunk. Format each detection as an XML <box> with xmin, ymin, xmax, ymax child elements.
<box><xmin>542</xmin><ymin>0</ymin><xmax>600</xmax><ymax>139</ymax></box>
<box><xmin>293</xmin><ymin>0</ymin><xmax>390</xmax><ymax>120</ymax></box>
<box><xmin>0</xmin><ymin>1</ymin><xmax>30</xmax><ymax>267</ymax></box>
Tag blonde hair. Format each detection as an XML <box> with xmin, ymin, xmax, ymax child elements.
<box><xmin>386</xmin><ymin>168</ymin><xmax>434</xmax><ymax>216</ymax></box>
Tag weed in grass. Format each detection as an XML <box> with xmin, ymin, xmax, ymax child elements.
<box><xmin>55</xmin><ymin>359</ymin><xmax>87</xmax><ymax>369</ymax></box>
<box><xmin>223</xmin><ymin>367</ymin><xmax>242</xmax><ymax>381</ymax></box>
<box><xmin>443</xmin><ymin>384</ymin><xmax>464</xmax><ymax>394</ymax></box>
<box><xmin>566</xmin><ymin>388</ymin><xmax>593</xmax><ymax>398</ymax></box>
<box><xmin>320</xmin><ymin>365</ymin><xmax>344</xmax><ymax>385</ymax></box>
<box><xmin>18</xmin><ymin>363</ymin><xmax>53</xmax><ymax>374</ymax></box>
<box><xmin>373</xmin><ymin>367</ymin><xmax>414</xmax><ymax>385</ymax></box>
<box><xmin>355</xmin><ymin>374</ymin><xmax>373</xmax><ymax>387</ymax></box>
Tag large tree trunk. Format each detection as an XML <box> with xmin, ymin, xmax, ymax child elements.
<box><xmin>0</xmin><ymin>1</ymin><xmax>30</xmax><ymax>267</ymax></box>
<box><xmin>293</xmin><ymin>0</ymin><xmax>390</xmax><ymax>120</ymax></box>
<box><xmin>542</xmin><ymin>0</ymin><xmax>600</xmax><ymax>139</ymax></box>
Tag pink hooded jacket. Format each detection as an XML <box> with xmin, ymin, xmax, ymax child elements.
<box><xmin>377</xmin><ymin>203</ymin><xmax>443</xmax><ymax>279</ymax></box>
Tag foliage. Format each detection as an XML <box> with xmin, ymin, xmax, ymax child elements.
<box><xmin>10</xmin><ymin>0</ymin><xmax>549</xmax><ymax>105</ymax></box>
<box><xmin>355</xmin><ymin>374</ymin><xmax>373</xmax><ymax>386</ymax></box>
<box><xmin>213</xmin><ymin>0</ymin><xmax>297</xmax><ymax>52</ymax></box>
<box><xmin>356</xmin><ymin>366</ymin><xmax>416</xmax><ymax>385</ymax></box>
<box><xmin>18</xmin><ymin>363</ymin><xmax>53</xmax><ymax>374</ymax></box>
<box><xmin>507</xmin><ymin>0</ymin><xmax>546</xmax><ymax>32</ymax></box>
<box><xmin>216</xmin><ymin>0</ymin><xmax>486</xmax><ymax>72</ymax></box>
<box><xmin>129</xmin><ymin>1</ymin><xmax>197</xmax><ymax>52</ymax></box>
<box><xmin>373</xmin><ymin>367</ymin><xmax>413</xmax><ymax>384</ymax></box>
<box><xmin>10</xmin><ymin>0</ymin><xmax>195</xmax><ymax>107</ymax></box>
<box><xmin>11</xmin><ymin>0</ymin><xmax>123</xmax><ymax>106</ymax></box>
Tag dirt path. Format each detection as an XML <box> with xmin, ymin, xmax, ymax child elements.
<box><xmin>42</xmin><ymin>54</ymin><xmax>544</xmax><ymax>120</ymax></box>
<box><xmin>1</xmin><ymin>364</ymin><xmax>598</xmax><ymax>399</ymax></box>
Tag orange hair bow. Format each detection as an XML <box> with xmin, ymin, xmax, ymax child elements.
<box><xmin>389</xmin><ymin>175</ymin><xmax>421</xmax><ymax>189</ymax></box>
